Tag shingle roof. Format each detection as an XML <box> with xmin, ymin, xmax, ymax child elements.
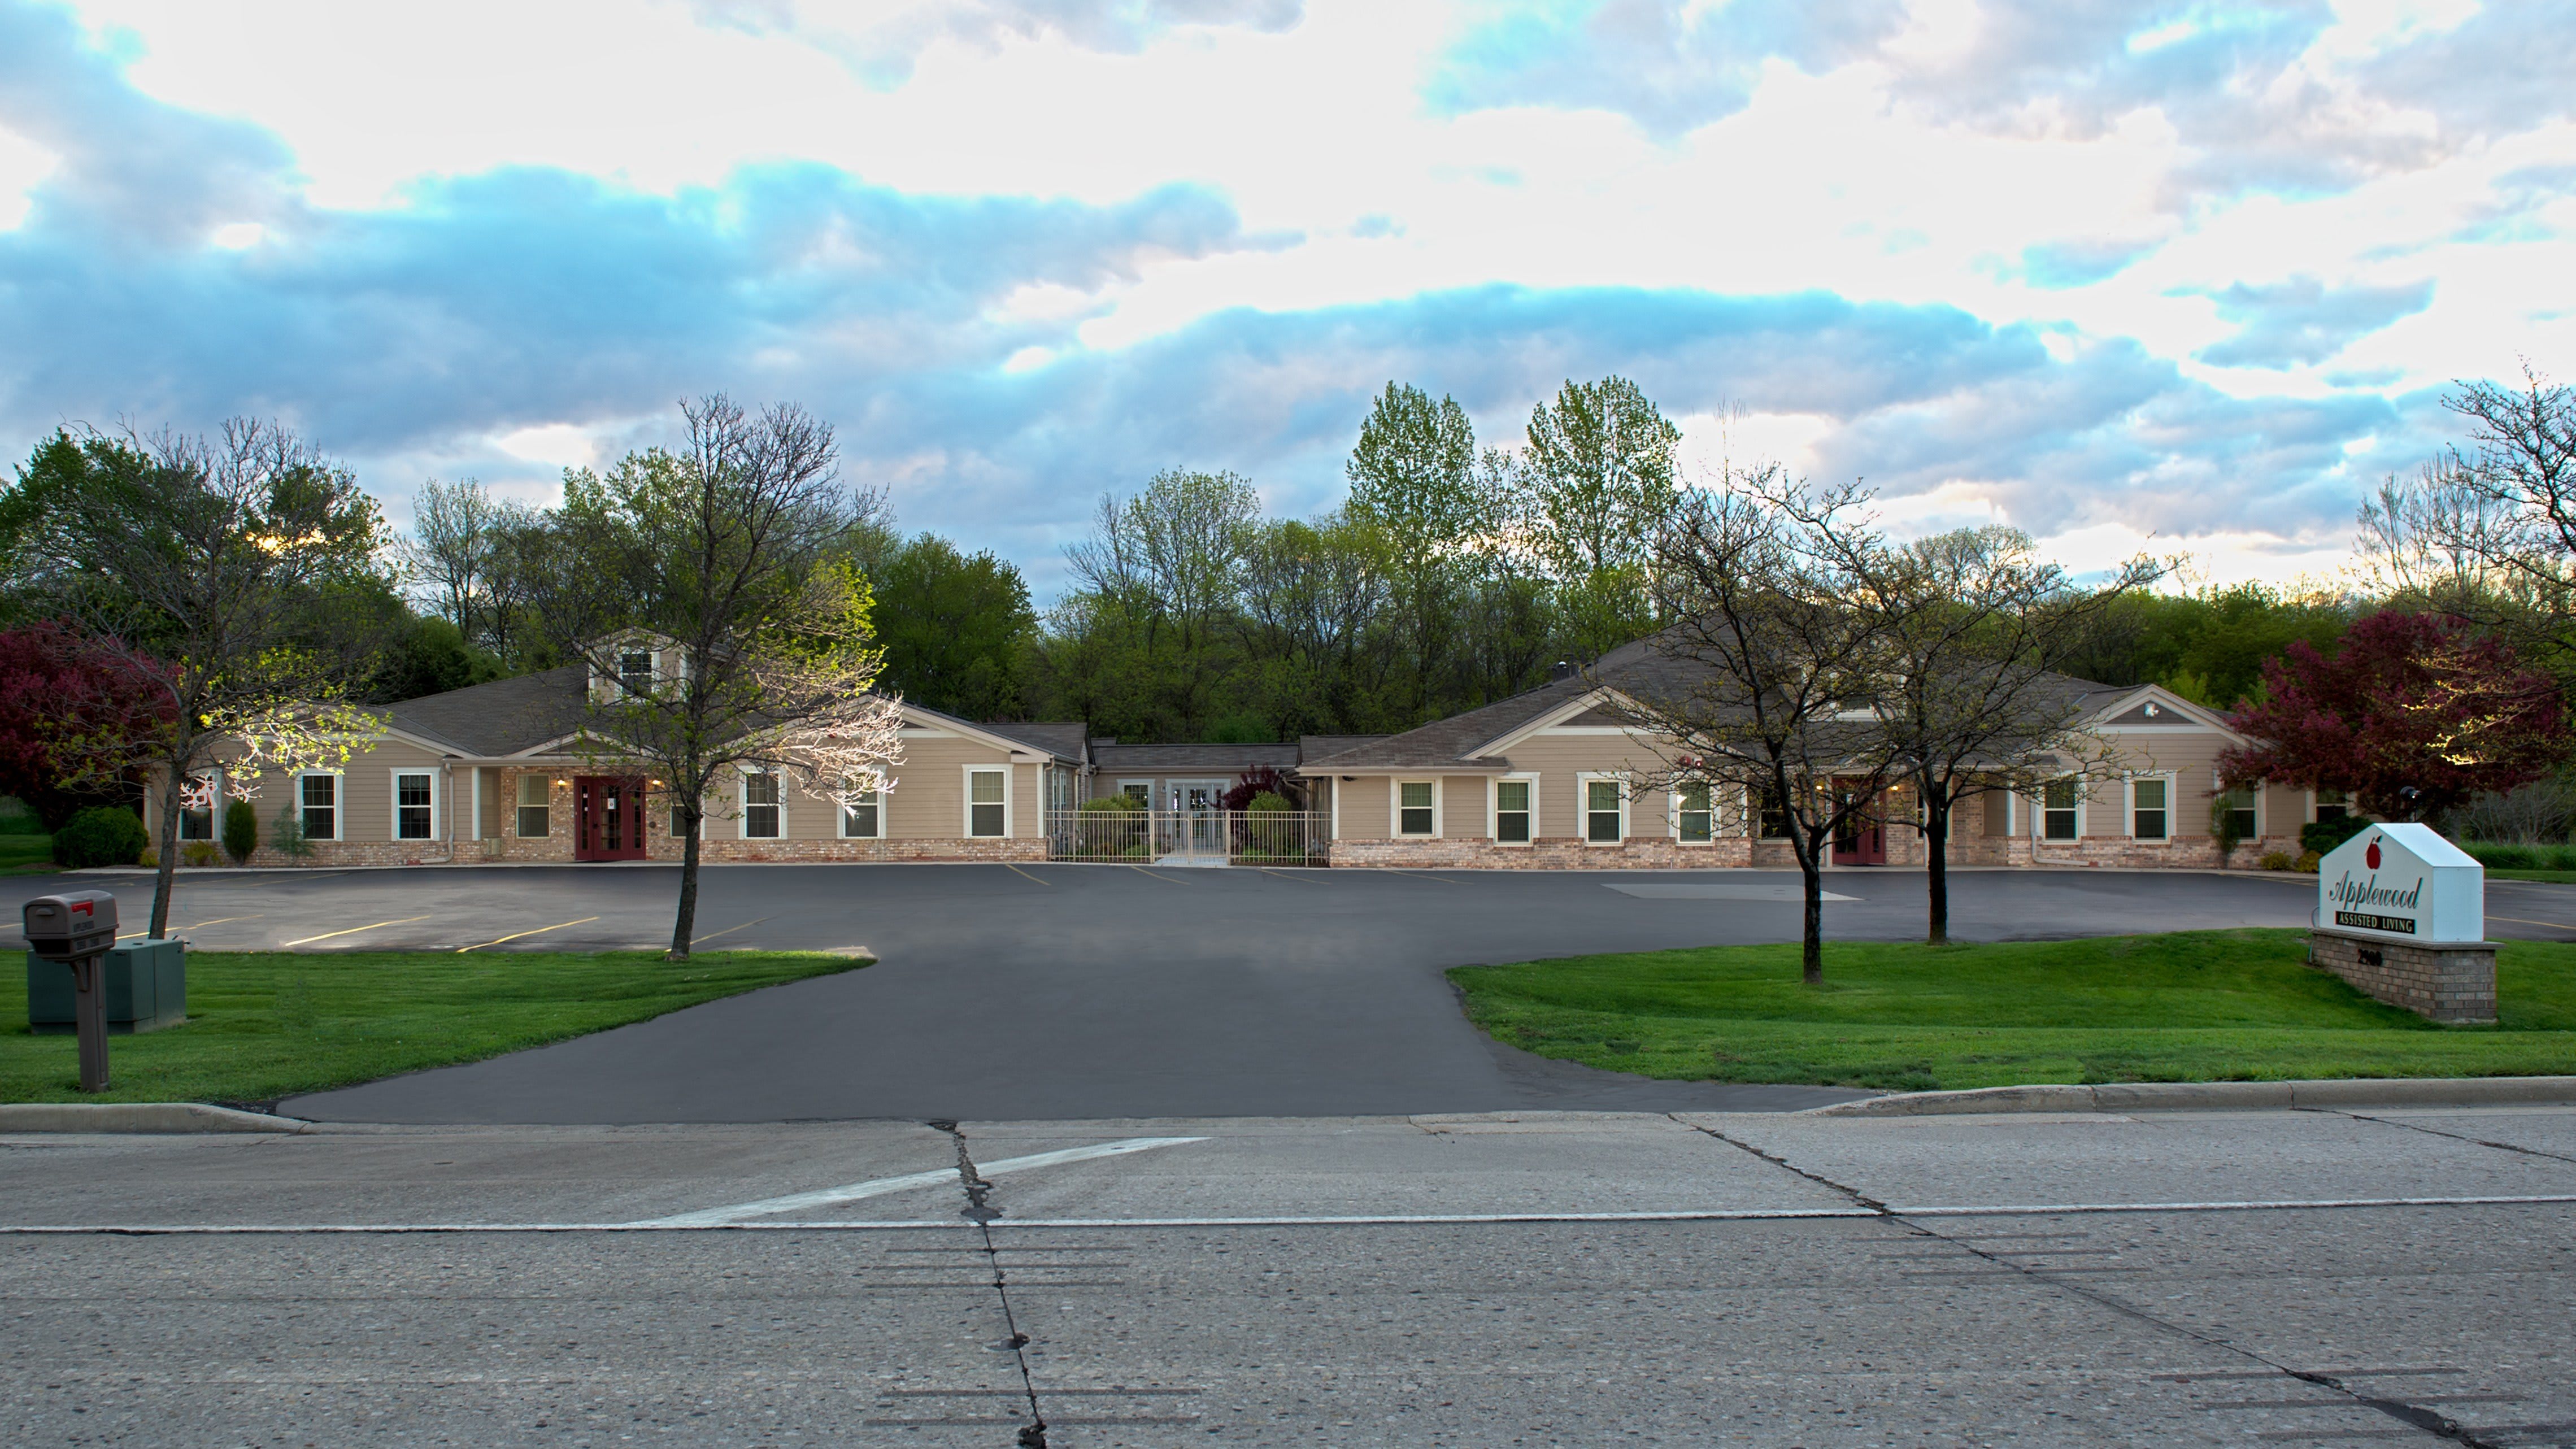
<box><xmin>385</xmin><ymin>665</ymin><xmax>585</xmax><ymax>756</ymax></box>
<box><xmin>1296</xmin><ymin>734</ymin><xmax>1388</xmax><ymax>762</ymax></box>
<box><xmin>1091</xmin><ymin>742</ymin><xmax>1302</xmax><ymax>774</ymax></box>
<box><xmin>978</xmin><ymin>720</ymin><xmax>1089</xmax><ymax>760</ymax></box>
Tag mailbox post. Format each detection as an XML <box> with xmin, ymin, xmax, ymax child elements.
<box><xmin>25</xmin><ymin>891</ymin><xmax>118</xmax><ymax>1092</ymax></box>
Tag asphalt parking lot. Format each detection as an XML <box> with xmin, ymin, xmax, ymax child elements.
<box><xmin>6</xmin><ymin>1105</ymin><xmax>2573</xmax><ymax>1446</ymax></box>
<box><xmin>29</xmin><ymin>863</ymin><xmax>2574</xmax><ymax>1123</ymax></box>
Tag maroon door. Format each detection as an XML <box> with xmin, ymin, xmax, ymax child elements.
<box><xmin>1830</xmin><ymin>783</ymin><xmax>1887</xmax><ymax>866</ymax></box>
<box><xmin>573</xmin><ymin>776</ymin><xmax>650</xmax><ymax>861</ymax></box>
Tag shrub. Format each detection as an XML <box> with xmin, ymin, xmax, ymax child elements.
<box><xmin>1247</xmin><ymin>791</ymin><xmax>1291</xmax><ymax>812</ymax></box>
<box><xmin>2299</xmin><ymin>815</ymin><xmax>2372</xmax><ymax>857</ymax></box>
<box><xmin>51</xmin><ymin>805</ymin><xmax>147</xmax><ymax>867</ymax></box>
<box><xmin>2295</xmin><ymin>849</ymin><xmax>2321</xmax><ymax>872</ymax></box>
<box><xmin>2462</xmin><ymin>841</ymin><xmax>2576</xmax><ymax>872</ymax></box>
<box><xmin>270</xmin><ymin>803</ymin><xmax>312</xmax><ymax>863</ymax></box>
<box><xmin>1080</xmin><ymin>794</ymin><xmax>1145</xmax><ymax>812</ymax></box>
<box><xmin>2257</xmin><ymin>850</ymin><xmax>2296</xmax><ymax>872</ymax></box>
<box><xmin>222</xmin><ymin>799</ymin><xmax>258</xmax><ymax>864</ymax></box>
<box><xmin>181</xmin><ymin>841</ymin><xmax>219</xmax><ymax>868</ymax></box>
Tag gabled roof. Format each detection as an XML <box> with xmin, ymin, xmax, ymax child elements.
<box><xmin>384</xmin><ymin>665</ymin><xmax>586</xmax><ymax>757</ymax></box>
<box><xmin>1093</xmin><ymin>742</ymin><xmax>1302</xmax><ymax>773</ymax></box>
<box><xmin>977</xmin><ymin>720</ymin><xmax>1089</xmax><ymax>761</ymax></box>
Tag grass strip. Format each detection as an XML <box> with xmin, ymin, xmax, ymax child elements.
<box><xmin>1450</xmin><ymin>929</ymin><xmax>2576</xmax><ymax>1093</ymax></box>
<box><xmin>1</xmin><ymin>948</ymin><xmax>870</xmax><ymax>1106</ymax></box>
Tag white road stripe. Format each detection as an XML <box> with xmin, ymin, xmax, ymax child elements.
<box><xmin>7</xmin><ymin>1191</ymin><xmax>2572</xmax><ymax>1234</ymax></box>
<box><xmin>623</xmin><ymin>1135</ymin><xmax>1208</xmax><ymax>1227</ymax></box>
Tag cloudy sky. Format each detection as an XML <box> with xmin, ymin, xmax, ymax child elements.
<box><xmin>3</xmin><ymin>0</ymin><xmax>2570</xmax><ymax>593</ymax></box>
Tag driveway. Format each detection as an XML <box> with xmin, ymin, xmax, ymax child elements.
<box><xmin>21</xmin><ymin>861</ymin><xmax>2418</xmax><ymax>1123</ymax></box>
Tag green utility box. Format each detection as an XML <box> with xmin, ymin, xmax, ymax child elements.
<box><xmin>27</xmin><ymin>938</ymin><xmax>187</xmax><ymax>1034</ymax></box>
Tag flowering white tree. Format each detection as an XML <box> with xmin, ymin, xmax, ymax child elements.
<box><xmin>10</xmin><ymin>421</ymin><xmax>390</xmax><ymax>937</ymax></box>
<box><xmin>528</xmin><ymin>395</ymin><xmax>904</xmax><ymax>958</ymax></box>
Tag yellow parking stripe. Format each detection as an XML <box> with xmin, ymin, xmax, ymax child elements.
<box><xmin>280</xmin><ymin>916</ymin><xmax>432</xmax><ymax>948</ymax></box>
<box><xmin>689</xmin><ymin>916</ymin><xmax>769</xmax><ymax>947</ymax></box>
<box><xmin>456</xmin><ymin>916</ymin><xmax>601</xmax><ymax>952</ymax></box>
<box><xmin>1003</xmin><ymin>863</ymin><xmax>1052</xmax><ymax>885</ymax></box>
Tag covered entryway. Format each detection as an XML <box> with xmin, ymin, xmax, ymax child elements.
<box><xmin>1830</xmin><ymin>782</ymin><xmax>1886</xmax><ymax>866</ymax></box>
<box><xmin>573</xmin><ymin>776</ymin><xmax>651</xmax><ymax>861</ymax></box>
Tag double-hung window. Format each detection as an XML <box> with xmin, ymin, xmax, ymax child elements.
<box><xmin>177</xmin><ymin>774</ymin><xmax>216</xmax><ymax>841</ymax></box>
<box><xmin>2042</xmin><ymin>779</ymin><xmax>2079</xmax><ymax>839</ymax></box>
<box><xmin>394</xmin><ymin>771</ymin><xmax>434</xmax><ymax>841</ymax></box>
<box><xmin>1756</xmin><ymin>784</ymin><xmax>1791</xmax><ymax>839</ymax></box>
<box><xmin>2214</xmin><ymin>785</ymin><xmax>2257</xmax><ymax>839</ymax></box>
<box><xmin>1119</xmin><ymin>781</ymin><xmax>1152</xmax><ymax>807</ymax></box>
<box><xmin>299</xmin><ymin>773</ymin><xmax>338</xmax><ymax>841</ymax></box>
<box><xmin>1494</xmin><ymin>779</ymin><xmax>1531</xmax><ymax>843</ymax></box>
<box><xmin>967</xmin><ymin>768</ymin><xmax>1007</xmax><ymax>837</ymax></box>
<box><xmin>619</xmin><ymin>649</ymin><xmax>654</xmax><ymax>697</ymax></box>
<box><xmin>742</xmin><ymin>771</ymin><xmax>782</xmax><ymax>838</ymax></box>
<box><xmin>516</xmin><ymin>775</ymin><xmax>551</xmax><ymax>838</ymax></box>
<box><xmin>2314</xmin><ymin>788</ymin><xmax>2349</xmax><ymax>823</ymax></box>
<box><xmin>1675</xmin><ymin>783</ymin><xmax>1713</xmax><ymax>843</ymax></box>
<box><xmin>1396</xmin><ymin>781</ymin><xmax>1435</xmax><ymax>836</ymax></box>
<box><xmin>843</xmin><ymin>786</ymin><xmax>881</xmax><ymax>839</ymax></box>
<box><xmin>2131</xmin><ymin>777</ymin><xmax>2168</xmax><ymax>840</ymax></box>
<box><xmin>1584</xmin><ymin>778</ymin><xmax>1624</xmax><ymax>844</ymax></box>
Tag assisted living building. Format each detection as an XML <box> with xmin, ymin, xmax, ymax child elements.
<box><xmin>159</xmin><ymin>630</ymin><xmax>2335</xmax><ymax>871</ymax></box>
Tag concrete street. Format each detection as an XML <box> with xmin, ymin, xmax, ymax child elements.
<box><xmin>6</xmin><ymin>1105</ymin><xmax>2573</xmax><ymax>1446</ymax></box>
<box><xmin>23</xmin><ymin>863</ymin><xmax>2573</xmax><ymax>1122</ymax></box>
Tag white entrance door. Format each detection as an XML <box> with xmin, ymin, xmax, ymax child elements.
<box><xmin>1174</xmin><ymin>780</ymin><xmax>1227</xmax><ymax>856</ymax></box>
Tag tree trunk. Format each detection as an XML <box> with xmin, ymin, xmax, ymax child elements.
<box><xmin>1797</xmin><ymin>834</ymin><xmax>1824</xmax><ymax>986</ymax></box>
<box><xmin>148</xmin><ymin>756</ymin><xmax>186</xmax><ymax>940</ymax></box>
<box><xmin>669</xmin><ymin>806</ymin><xmax>702</xmax><ymax>960</ymax></box>
<box><xmin>1923</xmin><ymin>776</ymin><xmax>1950</xmax><ymax>947</ymax></box>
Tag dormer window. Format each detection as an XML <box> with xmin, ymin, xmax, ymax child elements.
<box><xmin>619</xmin><ymin>649</ymin><xmax>654</xmax><ymax>697</ymax></box>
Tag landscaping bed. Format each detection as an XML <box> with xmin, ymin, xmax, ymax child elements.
<box><xmin>1451</xmin><ymin>929</ymin><xmax>2576</xmax><ymax>1092</ymax></box>
<box><xmin>1</xmin><ymin>949</ymin><xmax>870</xmax><ymax>1105</ymax></box>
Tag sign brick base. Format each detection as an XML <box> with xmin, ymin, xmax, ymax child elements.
<box><xmin>2308</xmin><ymin>927</ymin><xmax>2497</xmax><ymax>1024</ymax></box>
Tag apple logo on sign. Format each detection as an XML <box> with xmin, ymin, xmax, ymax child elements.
<box><xmin>2365</xmin><ymin>838</ymin><xmax>2382</xmax><ymax>869</ymax></box>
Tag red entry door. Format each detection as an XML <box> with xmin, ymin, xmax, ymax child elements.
<box><xmin>574</xmin><ymin>776</ymin><xmax>650</xmax><ymax>861</ymax></box>
<box><xmin>1831</xmin><ymin>783</ymin><xmax>1887</xmax><ymax>866</ymax></box>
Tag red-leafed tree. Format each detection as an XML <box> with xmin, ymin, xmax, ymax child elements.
<box><xmin>2218</xmin><ymin>610</ymin><xmax>2567</xmax><ymax>821</ymax></box>
<box><xmin>0</xmin><ymin>622</ymin><xmax>181</xmax><ymax>829</ymax></box>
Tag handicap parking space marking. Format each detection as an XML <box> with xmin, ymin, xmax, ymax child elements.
<box><xmin>624</xmin><ymin>1135</ymin><xmax>1208</xmax><ymax>1228</ymax></box>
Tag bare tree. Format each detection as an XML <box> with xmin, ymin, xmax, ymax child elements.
<box><xmin>528</xmin><ymin>396</ymin><xmax>902</xmax><ymax>958</ymax></box>
<box><xmin>1611</xmin><ymin>467</ymin><xmax>1908</xmax><ymax>984</ymax></box>
<box><xmin>1839</xmin><ymin>526</ymin><xmax>2164</xmax><ymax>944</ymax></box>
<box><xmin>400</xmin><ymin>478</ymin><xmax>543</xmax><ymax>664</ymax></box>
<box><xmin>13</xmin><ymin>420</ymin><xmax>388</xmax><ymax>937</ymax></box>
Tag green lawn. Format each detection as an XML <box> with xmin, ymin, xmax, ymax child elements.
<box><xmin>0</xmin><ymin>834</ymin><xmax>56</xmax><ymax>874</ymax></box>
<box><xmin>1450</xmin><ymin>929</ymin><xmax>2576</xmax><ymax>1093</ymax></box>
<box><xmin>1</xmin><ymin>949</ymin><xmax>871</xmax><ymax>1106</ymax></box>
<box><xmin>2486</xmin><ymin>869</ymin><xmax>2576</xmax><ymax>884</ymax></box>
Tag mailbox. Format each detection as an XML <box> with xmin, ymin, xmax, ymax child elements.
<box><xmin>24</xmin><ymin>891</ymin><xmax>116</xmax><ymax>962</ymax></box>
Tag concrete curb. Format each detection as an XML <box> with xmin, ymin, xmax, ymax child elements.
<box><xmin>1806</xmin><ymin>1076</ymin><xmax>2576</xmax><ymax>1117</ymax></box>
<box><xmin>0</xmin><ymin>1103</ymin><xmax>311</xmax><ymax>1134</ymax></box>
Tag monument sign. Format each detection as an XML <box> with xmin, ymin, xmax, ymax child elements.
<box><xmin>2308</xmin><ymin>821</ymin><xmax>2494</xmax><ymax>1023</ymax></box>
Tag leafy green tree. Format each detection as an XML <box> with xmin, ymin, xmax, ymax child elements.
<box><xmin>1520</xmin><ymin>376</ymin><xmax>1682</xmax><ymax>660</ymax></box>
<box><xmin>1346</xmin><ymin>383</ymin><xmax>1482</xmax><ymax>719</ymax></box>
<box><xmin>871</xmin><ymin>534</ymin><xmax>1035</xmax><ymax>720</ymax></box>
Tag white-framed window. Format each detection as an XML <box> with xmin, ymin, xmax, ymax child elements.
<box><xmin>176</xmin><ymin>772</ymin><xmax>218</xmax><ymax>841</ymax></box>
<box><xmin>516</xmin><ymin>774</ymin><xmax>551</xmax><ymax>838</ymax></box>
<box><xmin>1491</xmin><ymin>775</ymin><xmax>1535</xmax><ymax>845</ymax></box>
<box><xmin>741</xmin><ymin>770</ymin><xmax>783</xmax><ymax>839</ymax></box>
<box><xmin>1118</xmin><ymin>780</ymin><xmax>1153</xmax><ymax>806</ymax></box>
<box><xmin>298</xmin><ymin>772</ymin><xmax>341</xmax><ymax>842</ymax></box>
<box><xmin>391</xmin><ymin>769</ymin><xmax>436</xmax><ymax>841</ymax></box>
<box><xmin>1394</xmin><ymin>780</ymin><xmax>1436</xmax><ymax>837</ymax></box>
<box><xmin>669</xmin><ymin>795</ymin><xmax>703</xmax><ymax>839</ymax></box>
<box><xmin>2312</xmin><ymin>788</ymin><xmax>2349</xmax><ymax>823</ymax></box>
<box><xmin>618</xmin><ymin>648</ymin><xmax>654</xmax><ymax>697</ymax></box>
<box><xmin>966</xmin><ymin>767</ymin><xmax>1009</xmax><ymax>837</ymax></box>
<box><xmin>2129</xmin><ymin>774</ymin><xmax>2170</xmax><ymax>840</ymax></box>
<box><xmin>2041</xmin><ymin>778</ymin><xmax>2080</xmax><ymax>840</ymax></box>
<box><xmin>1673</xmin><ymin>781</ymin><xmax>1715</xmax><ymax>844</ymax></box>
<box><xmin>842</xmin><ymin>785</ymin><xmax>882</xmax><ymax>839</ymax></box>
<box><xmin>1579</xmin><ymin>773</ymin><xmax>1626</xmax><ymax>845</ymax></box>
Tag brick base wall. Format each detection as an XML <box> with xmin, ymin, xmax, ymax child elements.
<box><xmin>204</xmin><ymin>835</ymin><xmax>1044</xmax><ymax>868</ymax></box>
<box><xmin>2309</xmin><ymin>927</ymin><xmax>2497</xmax><ymax>1024</ymax></box>
<box><xmin>1331</xmin><ymin>838</ymin><xmax>1757</xmax><ymax>869</ymax></box>
<box><xmin>1946</xmin><ymin>834</ymin><xmax>2301</xmax><ymax>869</ymax></box>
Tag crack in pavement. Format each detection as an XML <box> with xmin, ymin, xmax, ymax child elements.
<box><xmin>1670</xmin><ymin>1115</ymin><xmax>2505</xmax><ymax>1447</ymax></box>
<box><xmin>929</xmin><ymin>1120</ymin><xmax>1049</xmax><ymax>1448</ymax></box>
<box><xmin>2313</xmin><ymin>1107</ymin><xmax>2576</xmax><ymax>1167</ymax></box>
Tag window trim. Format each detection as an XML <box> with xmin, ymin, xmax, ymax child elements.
<box><xmin>1669</xmin><ymin>779</ymin><xmax>1716</xmax><ymax>846</ymax></box>
<box><xmin>1391</xmin><ymin>778</ymin><xmax>1439</xmax><ymax>838</ymax></box>
<box><xmin>175</xmin><ymin>770</ymin><xmax>220</xmax><ymax>841</ymax></box>
<box><xmin>840</xmin><ymin>782</ymin><xmax>884</xmax><ymax>840</ymax></box>
<box><xmin>2038</xmin><ymin>777</ymin><xmax>2083</xmax><ymax>841</ymax></box>
<box><xmin>2310</xmin><ymin>787</ymin><xmax>2351</xmax><ymax>824</ymax></box>
<box><xmin>1490</xmin><ymin>773</ymin><xmax>1537</xmax><ymax>846</ymax></box>
<box><xmin>1577</xmin><ymin>772</ymin><xmax>1628</xmax><ymax>846</ymax></box>
<box><xmin>1116</xmin><ymin>779</ymin><xmax>1154</xmax><ymax>807</ymax></box>
<box><xmin>297</xmin><ymin>769</ymin><xmax>343</xmax><ymax>842</ymax></box>
<box><xmin>964</xmin><ymin>764</ymin><xmax>1012</xmax><ymax>839</ymax></box>
<box><xmin>738</xmin><ymin>767</ymin><xmax>786</xmax><ymax>841</ymax></box>
<box><xmin>389</xmin><ymin>767</ymin><xmax>438</xmax><ymax>843</ymax></box>
<box><xmin>2212</xmin><ymin>777</ymin><xmax>2259</xmax><ymax>839</ymax></box>
<box><xmin>616</xmin><ymin>646</ymin><xmax>656</xmax><ymax>698</ymax></box>
<box><xmin>2126</xmin><ymin>772</ymin><xmax>2173</xmax><ymax>842</ymax></box>
<box><xmin>515</xmin><ymin>773</ymin><xmax>554</xmax><ymax>839</ymax></box>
